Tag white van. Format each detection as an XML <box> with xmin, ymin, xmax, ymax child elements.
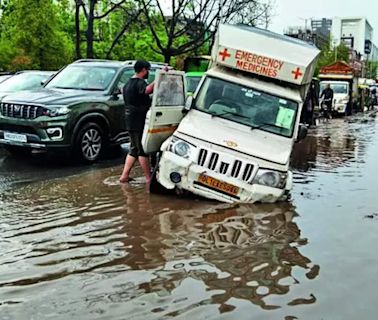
<box><xmin>319</xmin><ymin>80</ymin><xmax>350</xmax><ymax>114</ymax></box>
<box><xmin>142</xmin><ymin>24</ymin><xmax>320</xmax><ymax>203</ymax></box>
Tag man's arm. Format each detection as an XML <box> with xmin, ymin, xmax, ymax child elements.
<box><xmin>145</xmin><ymin>82</ymin><xmax>154</xmax><ymax>95</ymax></box>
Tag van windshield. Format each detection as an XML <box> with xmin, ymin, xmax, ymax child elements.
<box><xmin>194</xmin><ymin>77</ymin><xmax>298</xmax><ymax>137</ymax></box>
<box><xmin>320</xmin><ymin>82</ymin><xmax>349</xmax><ymax>94</ymax></box>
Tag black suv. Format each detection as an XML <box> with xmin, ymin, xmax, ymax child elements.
<box><xmin>0</xmin><ymin>60</ymin><xmax>168</xmax><ymax>162</ymax></box>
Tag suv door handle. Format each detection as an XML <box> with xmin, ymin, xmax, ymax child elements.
<box><xmin>156</xmin><ymin>112</ymin><xmax>163</xmax><ymax>117</ymax></box>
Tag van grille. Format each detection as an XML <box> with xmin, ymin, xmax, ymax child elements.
<box><xmin>197</xmin><ymin>148</ymin><xmax>255</xmax><ymax>182</ymax></box>
<box><xmin>0</xmin><ymin>103</ymin><xmax>46</xmax><ymax>119</ymax></box>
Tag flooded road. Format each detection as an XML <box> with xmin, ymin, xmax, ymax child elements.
<box><xmin>1</xmin><ymin>114</ymin><xmax>378</xmax><ymax>319</ymax></box>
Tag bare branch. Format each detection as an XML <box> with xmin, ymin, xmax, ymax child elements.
<box><xmin>94</xmin><ymin>0</ymin><xmax>128</xmax><ymax>20</ymax></box>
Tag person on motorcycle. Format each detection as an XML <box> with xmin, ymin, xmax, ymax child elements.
<box><xmin>320</xmin><ymin>84</ymin><xmax>334</xmax><ymax>119</ymax></box>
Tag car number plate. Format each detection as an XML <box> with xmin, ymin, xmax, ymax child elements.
<box><xmin>197</xmin><ymin>174</ymin><xmax>240</xmax><ymax>196</ymax></box>
<box><xmin>4</xmin><ymin>132</ymin><xmax>27</xmax><ymax>143</ymax></box>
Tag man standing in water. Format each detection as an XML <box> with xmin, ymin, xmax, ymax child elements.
<box><xmin>119</xmin><ymin>60</ymin><xmax>154</xmax><ymax>184</ymax></box>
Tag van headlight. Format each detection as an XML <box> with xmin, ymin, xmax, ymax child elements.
<box><xmin>253</xmin><ymin>170</ymin><xmax>287</xmax><ymax>189</ymax></box>
<box><xmin>169</xmin><ymin>137</ymin><xmax>192</xmax><ymax>159</ymax></box>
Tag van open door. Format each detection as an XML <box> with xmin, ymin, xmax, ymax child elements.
<box><xmin>142</xmin><ymin>70</ymin><xmax>186</xmax><ymax>154</ymax></box>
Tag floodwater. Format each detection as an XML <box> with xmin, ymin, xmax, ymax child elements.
<box><xmin>1</xmin><ymin>114</ymin><xmax>378</xmax><ymax>320</ymax></box>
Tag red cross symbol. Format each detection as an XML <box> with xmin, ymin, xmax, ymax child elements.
<box><xmin>292</xmin><ymin>67</ymin><xmax>303</xmax><ymax>80</ymax></box>
<box><xmin>219</xmin><ymin>48</ymin><xmax>231</xmax><ymax>61</ymax></box>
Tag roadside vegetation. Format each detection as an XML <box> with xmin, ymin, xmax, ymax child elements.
<box><xmin>0</xmin><ymin>0</ymin><xmax>273</xmax><ymax>70</ymax></box>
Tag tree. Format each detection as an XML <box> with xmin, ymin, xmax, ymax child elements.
<box><xmin>140</xmin><ymin>0</ymin><xmax>273</xmax><ymax>63</ymax></box>
<box><xmin>0</xmin><ymin>0</ymin><xmax>73</xmax><ymax>71</ymax></box>
<box><xmin>315</xmin><ymin>39</ymin><xmax>350</xmax><ymax>75</ymax></box>
<box><xmin>74</xmin><ymin>0</ymin><xmax>142</xmax><ymax>59</ymax></box>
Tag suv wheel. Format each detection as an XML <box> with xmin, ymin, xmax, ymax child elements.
<box><xmin>75</xmin><ymin>122</ymin><xmax>104</xmax><ymax>163</ymax></box>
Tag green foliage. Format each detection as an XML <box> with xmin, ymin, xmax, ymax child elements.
<box><xmin>0</xmin><ymin>0</ymin><xmax>267</xmax><ymax>70</ymax></box>
<box><xmin>315</xmin><ymin>38</ymin><xmax>350</xmax><ymax>75</ymax></box>
<box><xmin>0</xmin><ymin>0</ymin><xmax>73</xmax><ymax>71</ymax></box>
<box><xmin>366</xmin><ymin>61</ymin><xmax>378</xmax><ymax>79</ymax></box>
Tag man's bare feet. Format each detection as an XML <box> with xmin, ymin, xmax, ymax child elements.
<box><xmin>119</xmin><ymin>176</ymin><xmax>134</xmax><ymax>183</ymax></box>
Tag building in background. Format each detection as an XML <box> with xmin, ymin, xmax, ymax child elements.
<box><xmin>331</xmin><ymin>17</ymin><xmax>373</xmax><ymax>59</ymax></box>
<box><xmin>331</xmin><ymin>17</ymin><xmax>376</xmax><ymax>77</ymax></box>
<box><xmin>284</xmin><ymin>26</ymin><xmax>328</xmax><ymax>49</ymax></box>
<box><xmin>284</xmin><ymin>16</ymin><xmax>378</xmax><ymax>78</ymax></box>
<box><xmin>311</xmin><ymin>18</ymin><xmax>332</xmax><ymax>39</ymax></box>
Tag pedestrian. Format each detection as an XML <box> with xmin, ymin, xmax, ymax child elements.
<box><xmin>119</xmin><ymin>60</ymin><xmax>154</xmax><ymax>185</ymax></box>
<box><xmin>320</xmin><ymin>83</ymin><xmax>334</xmax><ymax>119</ymax></box>
<box><xmin>371</xmin><ymin>88</ymin><xmax>377</xmax><ymax>110</ymax></box>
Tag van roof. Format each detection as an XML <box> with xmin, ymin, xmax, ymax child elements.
<box><xmin>211</xmin><ymin>24</ymin><xmax>320</xmax><ymax>85</ymax></box>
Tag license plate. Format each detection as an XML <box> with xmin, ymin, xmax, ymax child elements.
<box><xmin>197</xmin><ymin>174</ymin><xmax>240</xmax><ymax>196</ymax></box>
<box><xmin>4</xmin><ymin>132</ymin><xmax>27</xmax><ymax>143</ymax></box>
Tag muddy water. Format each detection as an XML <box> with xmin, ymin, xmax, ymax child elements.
<box><xmin>1</xmin><ymin>115</ymin><xmax>378</xmax><ymax>319</ymax></box>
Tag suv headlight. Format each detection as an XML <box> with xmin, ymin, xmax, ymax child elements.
<box><xmin>253</xmin><ymin>169</ymin><xmax>287</xmax><ymax>189</ymax></box>
<box><xmin>169</xmin><ymin>137</ymin><xmax>193</xmax><ymax>159</ymax></box>
<box><xmin>47</xmin><ymin>105</ymin><xmax>70</xmax><ymax>116</ymax></box>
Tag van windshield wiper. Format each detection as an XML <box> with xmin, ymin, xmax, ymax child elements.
<box><xmin>51</xmin><ymin>86</ymin><xmax>79</xmax><ymax>90</ymax></box>
<box><xmin>79</xmin><ymin>88</ymin><xmax>104</xmax><ymax>91</ymax></box>
<box><xmin>251</xmin><ymin>122</ymin><xmax>285</xmax><ymax>131</ymax></box>
<box><xmin>213</xmin><ymin>111</ymin><xmax>250</xmax><ymax>120</ymax></box>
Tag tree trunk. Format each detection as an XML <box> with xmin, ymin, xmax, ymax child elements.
<box><xmin>163</xmin><ymin>50</ymin><xmax>171</xmax><ymax>64</ymax></box>
<box><xmin>86</xmin><ymin>0</ymin><xmax>95</xmax><ymax>58</ymax></box>
<box><xmin>75</xmin><ymin>2</ymin><xmax>81</xmax><ymax>59</ymax></box>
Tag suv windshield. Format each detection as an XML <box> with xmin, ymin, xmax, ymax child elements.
<box><xmin>194</xmin><ymin>77</ymin><xmax>298</xmax><ymax>137</ymax></box>
<box><xmin>46</xmin><ymin>65</ymin><xmax>117</xmax><ymax>91</ymax></box>
<box><xmin>0</xmin><ymin>73</ymin><xmax>50</xmax><ymax>92</ymax></box>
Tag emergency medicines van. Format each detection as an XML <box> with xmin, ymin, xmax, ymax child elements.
<box><xmin>142</xmin><ymin>24</ymin><xmax>320</xmax><ymax>203</ymax></box>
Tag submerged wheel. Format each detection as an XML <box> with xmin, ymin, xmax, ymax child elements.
<box><xmin>149</xmin><ymin>152</ymin><xmax>171</xmax><ymax>194</ymax></box>
<box><xmin>74</xmin><ymin>122</ymin><xmax>104</xmax><ymax>163</ymax></box>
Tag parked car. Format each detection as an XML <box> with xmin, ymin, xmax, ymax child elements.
<box><xmin>0</xmin><ymin>71</ymin><xmax>54</xmax><ymax>99</ymax></box>
<box><xmin>0</xmin><ymin>59</ymin><xmax>170</xmax><ymax>162</ymax></box>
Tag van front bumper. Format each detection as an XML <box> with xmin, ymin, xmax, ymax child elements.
<box><xmin>157</xmin><ymin>152</ymin><xmax>291</xmax><ymax>204</ymax></box>
<box><xmin>333</xmin><ymin>103</ymin><xmax>347</xmax><ymax>113</ymax></box>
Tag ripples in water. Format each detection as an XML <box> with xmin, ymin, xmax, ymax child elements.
<box><xmin>0</xmin><ymin>166</ymin><xmax>319</xmax><ymax>319</ymax></box>
<box><xmin>1</xmin><ymin>114</ymin><xmax>377</xmax><ymax>319</ymax></box>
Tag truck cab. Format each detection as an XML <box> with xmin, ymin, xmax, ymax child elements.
<box><xmin>142</xmin><ymin>24</ymin><xmax>319</xmax><ymax>203</ymax></box>
<box><xmin>319</xmin><ymin>61</ymin><xmax>358</xmax><ymax>115</ymax></box>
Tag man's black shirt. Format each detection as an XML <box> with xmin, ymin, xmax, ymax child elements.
<box><xmin>123</xmin><ymin>78</ymin><xmax>151</xmax><ymax>131</ymax></box>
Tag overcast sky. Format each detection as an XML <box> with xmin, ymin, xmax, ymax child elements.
<box><xmin>269</xmin><ymin>0</ymin><xmax>378</xmax><ymax>43</ymax></box>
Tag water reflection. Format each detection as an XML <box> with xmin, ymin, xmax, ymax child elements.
<box><xmin>291</xmin><ymin>119</ymin><xmax>374</xmax><ymax>189</ymax></box>
<box><xmin>0</xmin><ymin>171</ymin><xmax>318</xmax><ymax>318</ymax></box>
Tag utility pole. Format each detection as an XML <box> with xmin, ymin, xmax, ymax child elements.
<box><xmin>333</xmin><ymin>39</ymin><xmax>338</xmax><ymax>62</ymax></box>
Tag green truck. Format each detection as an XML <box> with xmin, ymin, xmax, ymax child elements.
<box><xmin>0</xmin><ymin>59</ymin><xmax>168</xmax><ymax>162</ymax></box>
<box><xmin>184</xmin><ymin>56</ymin><xmax>210</xmax><ymax>95</ymax></box>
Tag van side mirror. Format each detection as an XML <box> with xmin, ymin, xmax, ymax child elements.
<box><xmin>296</xmin><ymin>124</ymin><xmax>308</xmax><ymax>142</ymax></box>
<box><xmin>113</xmin><ymin>87</ymin><xmax>122</xmax><ymax>96</ymax></box>
<box><xmin>184</xmin><ymin>96</ymin><xmax>193</xmax><ymax>111</ymax></box>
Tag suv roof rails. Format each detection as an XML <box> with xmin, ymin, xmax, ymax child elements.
<box><xmin>122</xmin><ymin>60</ymin><xmax>170</xmax><ymax>67</ymax></box>
<box><xmin>74</xmin><ymin>59</ymin><xmax>122</xmax><ymax>64</ymax></box>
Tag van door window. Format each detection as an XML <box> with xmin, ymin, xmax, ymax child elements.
<box><xmin>155</xmin><ymin>73</ymin><xmax>185</xmax><ymax>106</ymax></box>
